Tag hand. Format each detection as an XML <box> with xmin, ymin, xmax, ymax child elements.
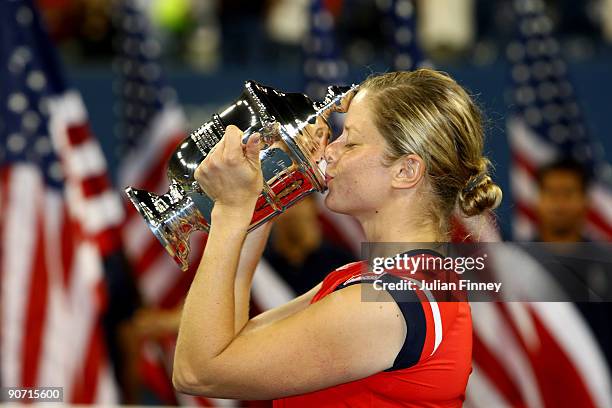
<box><xmin>194</xmin><ymin>125</ymin><xmax>263</xmax><ymax>209</ymax></box>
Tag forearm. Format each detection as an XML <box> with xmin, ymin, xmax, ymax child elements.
<box><xmin>234</xmin><ymin>221</ymin><xmax>273</xmax><ymax>333</ymax></box>
<box><xmin>174</xmin><ymin>204</ymin><xmax>253</xmax><ymax>380</ymax></box>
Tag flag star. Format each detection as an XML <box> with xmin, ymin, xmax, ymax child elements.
<box><xmin>395</xmin><ymin>0</ymin><xmax>414</xmax><ymax>18</ymax></box>
<box><xmin>512</xmin><ymin>64</ymin><xmax>531</xmax><ymax>83</ymax></box>
<box><xmin>48</xmin><ymin>161</ymin><xmax>63</xmax><ymax>181</ymax></box>
<box><xmin>525</xmin><ymin>107</ymin><xmax>543</xmax><ymax>126</ymax></box>
<box><xmin>538</xmin><ymin>15</ymin><xmax>552</xmax><ymax>33</ymax></box>
<box><xmin>8</xmin><ymin>92</ymin><xmax>28</xmax><ymax>113</ymax></box>
<box><xmin>376</xmin><ymin>0</ymin><xmax>393</xmax><ymax>12</ymax></box>
<box><xmin>16</xmin><ymin>5</ymin><xmax>33</xmax><ymax>26</ymax></box>
<box><xmin>507</xmin><ymin>42</ymin><xmax>526</xmax><ymax>62</ymax></box>
<box><xmin>395</xmin><ymin>27</ymin><xmax>412</xmax><ymax>45</ymax></box>
<box><xmin>516</xmin><ymin>86</ymin><xmax>536</xmax><ymax>105</ymax></box>
<box><xmin>394</xmin><ymin>54</ymin><xmax>413</xmax><ymax>70</ymax></box>
<box><xmin>141</xmin><ymin>39</ymin><xmax>161</xmax><ymax>58</ymax></box>
<box><xmin>27</xmin><ymin>70</ymin><xmax>46</xmax><ymax>91</ymax></box>
<box><xmin>537</xmin><ymin>82</ymin><xmax>557</xmax><ymax>101</ymax></box>
<box><xmin>22</xmin><ymin>110</ymin><xmax>41</xmax><ymax>131</ymax></box>
<box><xmin>34</xmin><ymin>137</ymin><xmax>52</xmax><ymax>155</ymax></box>
<box><xmin>7</xmin><ymin>133</ymin><xmax>26</xmax><ymax>153</ymax></box>
<box><xmin>548</xmin><ymin>125</ymin><xmax>569</xmax><ymax>143</ymax></box>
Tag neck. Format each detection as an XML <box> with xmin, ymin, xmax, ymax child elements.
<box><xmin>356</xmin><ymin>199</ymin><xmax>443</xmax><ymax>244</ymax></box>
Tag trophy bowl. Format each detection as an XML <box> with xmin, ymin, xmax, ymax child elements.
<box><xmin>125</xmin><ymin>80</ymin><xmax>358</xmax><ymax>271</ymax></box>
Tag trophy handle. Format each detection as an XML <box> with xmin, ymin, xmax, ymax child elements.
<box><xmin>125</xmin><ymin>185</ymin><xmax>209</xmax><ymax>271</ymax></box>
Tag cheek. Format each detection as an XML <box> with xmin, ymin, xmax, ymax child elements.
<box><xmin>325</xmin><ymin>154</ymin><xmax>389</xmax><ymax>212</ymax></box>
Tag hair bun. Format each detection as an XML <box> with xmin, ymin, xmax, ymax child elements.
<box><xmin>458</xmin><ymin>172</ymin><xmax>503</xmax><ymax>217</ymax></box>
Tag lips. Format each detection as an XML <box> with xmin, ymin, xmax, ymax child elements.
<box><xmin>325</xmin><ymin>174</ymin><xmax>334</xmax><ymax>184</ymax></box>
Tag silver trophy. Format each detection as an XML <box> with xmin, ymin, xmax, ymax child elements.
<box><xmin>125</xmin><ymin>81</ymin><xmax>358</xmax><ymax>271</ymax></box>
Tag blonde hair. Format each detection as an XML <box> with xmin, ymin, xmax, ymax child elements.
<box><xmin>361</xmin><ymin>69</ymin><xmax>502</xmax><ymax>235</ymax></box>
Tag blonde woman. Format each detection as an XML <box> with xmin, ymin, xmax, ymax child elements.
<box><xmin>172</xmin><ymin>69</ymin><xmax>502</xmax><ymax>407</ymax></box>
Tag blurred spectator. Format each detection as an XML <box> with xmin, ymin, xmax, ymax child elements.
<box><xmin>119</xmin><ymin>304</ymin><xmax>183</xmax><ymax>403</ymax></box>
<box><xmin>35</xmin><ymin>0</ymin><xmax>611</xmax><ymax>70</ymax></box>
<box><xmin>535</xmin><ymin>158</ymin><xmax>589</xmax><ymax>242</ymax></box>
<box><xmin>264</xmin><ymin>196</ymin><xmax>355</xmax><ymax>294</ymax></box>
<box><xmin>38</xmin><ymin>0</ymin><xmax>116</xmax><ymax>59</ymax></box>
<box><xmin>534</xmin><ymin>157</ymin><xmax>612</xmax><ymax>371</ymax></box>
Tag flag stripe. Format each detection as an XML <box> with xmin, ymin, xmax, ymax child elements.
<box><xmin>66</xmin><ymin>123</ymin><xmax>92</xmax><ymax>145</ymax></box>
<box><xmin>70</xmin><ymin>320</ymin><xmax>105</xmax><ymax>403</ymax></box>
<box><xmin>21</xmin><ymin>188</ymin><xmax>48</xmax><ymax>387</ymax></box>
<box><xmin>471</xmin><ymin>332</ymin><xmax>526</xmax><ymax>407</ymax></box>
<box><xmin>81</xmin><ymin>174</ymin><xmax>111</xmax><ymax>197</ymax></box>
<box><xmin>1</xmin><ymin>167</ymin><xmax>39</xmax><ymax>386</ymax></box>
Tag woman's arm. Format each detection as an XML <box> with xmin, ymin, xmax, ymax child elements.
<box><xmin>174</xmin><ymin>281</ymin><xmax>405</xmax><ymax>400</ymax></box>
<box><xmin>172</xmin><ymin>126</ymin><xmax>405</xmax><ymax>400</ymax></box>
<box><xmin>233</xmin><ymin>221</ymin><xmax>273</xmax><ymax>334</ymax></box>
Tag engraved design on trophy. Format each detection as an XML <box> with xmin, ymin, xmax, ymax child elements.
<box><xmin>125</xmin><ymin>81</ymin><xmax>358</xmax><ymax>271</ymax></box>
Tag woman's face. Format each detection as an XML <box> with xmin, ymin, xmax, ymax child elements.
<box><xmin>323</xmin><ymin>90</ymin><xmax>394</xmax><ymax>216</ymax></box>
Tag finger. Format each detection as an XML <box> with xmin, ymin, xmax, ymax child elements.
<box><xmin>244</xmin><ymin>132</ymin><xmax>262</xmax><ymax>164</ymax></box>
<box><xmin>222</xmin><ymin>125</ymin><xmax>243</xmax><ymax>162</ymax></box>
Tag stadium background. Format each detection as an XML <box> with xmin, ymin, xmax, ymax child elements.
<box><xmin>63</xmin><ymin>0</ymin><xmax>612</xmax><ymax>238</ymax></box>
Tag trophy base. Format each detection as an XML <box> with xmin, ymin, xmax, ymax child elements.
<box><xmin>125</xmin><ymin>186</ymin><xmax>208</xmax><ymax>271</ymax></box>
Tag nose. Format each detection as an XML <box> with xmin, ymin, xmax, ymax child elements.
<box><xmin>324</xmin><ymin>139</ymin><xmax>338</xmax><ymax>165</ymax></box>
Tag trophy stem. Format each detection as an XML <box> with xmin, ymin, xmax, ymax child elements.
<box><xmin>125</xmin><ymin>186</ymin><xmax>208</xmax><ymax>271</ymax></box>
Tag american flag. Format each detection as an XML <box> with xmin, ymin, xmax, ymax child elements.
<box><xmin>507</xmin><ymin>0</ymin><xmax>612</xmax><ymax>241</ymax></box>
<box><xmin>0</xmin><ymin>0</ymin><xmax>121</xmax><ymax>403</ymax></box>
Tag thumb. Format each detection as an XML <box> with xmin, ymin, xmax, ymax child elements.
<box><xmin>244</xmin><ymin>132</ymin><xmax>262</xmax><ymax>164</ymax></box>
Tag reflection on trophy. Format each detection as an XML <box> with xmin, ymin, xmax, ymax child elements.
<box><xmin>125</xmin><ymin>81</ymin><xmax>358</xmax><ymax>271</ymax></box>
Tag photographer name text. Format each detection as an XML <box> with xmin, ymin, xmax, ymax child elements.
<box><xmin>373</xmin><ymin>278</ymin><xmax>502</xmax><ymax>293</ymax></box>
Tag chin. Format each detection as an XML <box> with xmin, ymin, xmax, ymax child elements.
<box><xmin>324</xmin><ymin>193</ymin><xmax>349</xmax><ymax>215</ymax></box>
<box><xmin>324</xmin><ymin>193</ymin><xmax>365</xmax><ymax>217</ymax></box>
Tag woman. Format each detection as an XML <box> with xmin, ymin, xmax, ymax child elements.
<box><xmin>172</xmin><ymin>69</ymin><xmax>502</xmax><ymax>407</ymax></box>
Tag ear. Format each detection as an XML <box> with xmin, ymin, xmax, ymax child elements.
<box><xmin>391</xmin><ymin>154</ymin><xmax>426</xmax><ymax>189</ymax></box>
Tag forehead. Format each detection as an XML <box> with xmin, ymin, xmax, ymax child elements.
<box><xmin>345</xmin><ymin>90</ymin><xmax>375</xmax><ymax>129</ymax></box>
<box><xmin>541</xmin><ymin>169</ymin><xmax>584</xmax><ymax>188</ymax></box>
